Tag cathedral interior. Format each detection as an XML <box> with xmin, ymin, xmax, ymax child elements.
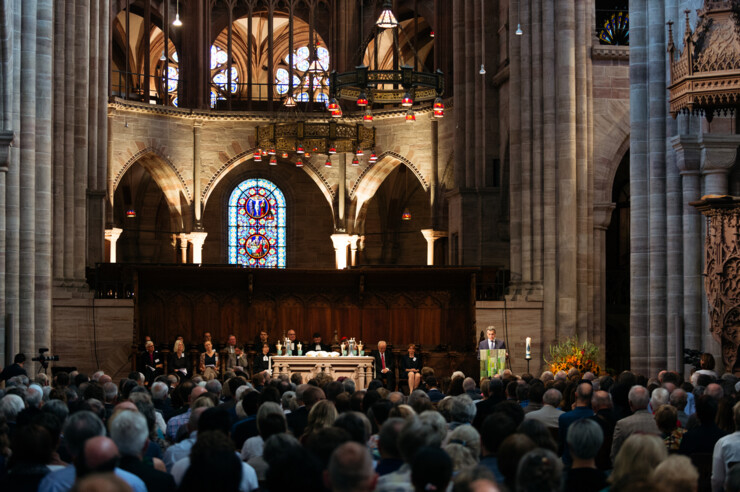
<box><xmin>2</xmin><ymin>0</ymin><xmax>739</xmax><ymax>381</ymax></box>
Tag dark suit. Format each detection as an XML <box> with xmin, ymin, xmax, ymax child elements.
<box><xmin>253</xmin><ymin>353</ymin><xmax>271</xmax><ymax>374</ymax></box>
<box><xmin>169</xmin><ymin>352</ymin><xmax>189</xmax><ymax>377</ymax></box>
<box><xmin>307</xmin><ymin>342</ymin><xmax>332</xmax><ymax>352</ymax></box>
<box><xmin>139</xmin><ymin>351</ymin><xmax>164</xmax><ymax>384</ymax></box>
<box><xmin>119</xmin><ymin>455</ymin><xmax>176</xmax><ymax>492</ymax></box>
<box><xmin>399</xmin><ymin>354</ymin><xmax>422</xmax><ymax>389</ymax></box>
<box><xmin>374</xmin><ymin>350</ymin><xmax>396</xmax><ymax>390</ymax></box>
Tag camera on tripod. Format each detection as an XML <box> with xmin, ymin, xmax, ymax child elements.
<box><xmin>31</xmin><ymin>348</ymin><xmax>60</xmax><ymax>367</ymax></box>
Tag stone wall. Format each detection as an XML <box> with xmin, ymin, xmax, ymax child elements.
<box><xmin>51</xmin><ymin>298</ymin><xmax>134</xmax><ymax>380</ymax></box>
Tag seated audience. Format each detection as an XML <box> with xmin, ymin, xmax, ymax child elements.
<box><xmin>561</xmin><ymin>418</ymin><xmax>606</xmax><ymax>492</ymax></box>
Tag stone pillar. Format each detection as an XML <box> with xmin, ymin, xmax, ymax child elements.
<box><xmin>592</xmin><ymin>203</ymin><xmax>615</xmax><ymax>352</ymax></box>
<box><xmin>193</xmin><ymin>121</ymin><xmax>203</xmax><ymax>229</ymax></box>
<box><xmin>338</xmin><ymin>154</ymin><xmax>346</xmax><ymax>229</ymax></box>
<box><xmin>701</xmin><ymin>135</ymin><xmax>740</xmax><ymax>196</ymax></box>
<box><xmin>349</xmin><ymin>235</ymin><xmax>359</xmax><ymax>267</ymax></box>
<box><xmin>629</xmin><ymin>0</ymin><xmax>650</xmax><ymax>375</ymax></box>
<box><xmin>179</xmin><ymin>234</ymin><xmax>190</xmax><ymax>264</ymax></box>
<box><xmin>673</xmin><ymin>134</ymin><xmax>703</xmax><ymax>358</ymax></box>
<box><xmin>330</xmin><ymin>233</ymin><xmax>350</xmax><ymax>269</ymax></box>
<box><xmin>105</xmin><ymin>228</ymin><xmax>123</xmax><ymax>263</ymax></box>
<box><xmin>421</xmin><ymin>229</ymin><xmax>448</xmax><ymax>266</ymax></box>
<box><xmin>188</xmin><ymin>232</ymin><xmax>208</xmax><ymax>264</ymax></box>
<box><xmin>556</xmin><ymin>0</ymin><xmax>577</xmax><ymax>337</ymax></box>
<box><xmin>0</xmin><ymin>131</ymin><xmax>13</xmax><ymax>365</ymax></box>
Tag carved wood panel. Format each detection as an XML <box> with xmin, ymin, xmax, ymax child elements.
<box><xmin>701</xmin><ymin>203</ymin><xmax>740</xmax><ymax>370</ymax></box>
<box><xmin>133</xmin><ymin>267</ymin><xmax>476</xmax><ymax>356</ymax></box>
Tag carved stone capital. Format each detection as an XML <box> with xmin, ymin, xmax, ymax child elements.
<box><xmin>593</xmin><ymin>203</ymin><xmax>616</xmax><ymax>231</ymax></box>
<box><xmin>671</xmin><ymin>135</ymin><xmax>702</xmax><ymax>175</ymax></box>
<box><xmin>0</xmin><ymin>131</ymin><xmax>16</xmax><ymax>173</ymax></box>
<box><xmin>701</xmin><ymin>135</ymin><xmax>740</xmax><ymax>174</ymax></box>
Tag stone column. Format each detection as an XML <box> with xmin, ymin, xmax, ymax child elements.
<box><xmin>193</xmin><ymin>121</ymin><xmax>203</xmax><ymax>229</ymax></box>
<box><xmin>105</xmin><ymin>228</ymin><xmax>123</xmax><ymax>263</ymax></box>
<box><xmin>629</xmin><ymin>0</ymin><xmax>650</xmax><ymax>375</ymax></box>
<box><xmin>330</xmin><ymin>233</ymin><xmax>350</xmax><ymax>269</ymax></box>
<box><xmin>421</xmin><ymin>229</ymin><xmax>448</xmax><ymax>266</ymax></box>
<box><xmin>542</xmin><ymin>1</ymin><xmax>558</xmax><ymax>346</ymax></box>
<box><xmin>0</xmin><ymin>131</ymin><xmax>13</xmax><ymax>364</ymax></box>
<box><xmin>556</xmin><ymin>0</ymin><xmax>577</xmax><ymax>337</ymax></box>
<box><xmin>592</xmin><ymin>203</ymin><xmax>615</xmax><ymax>352</ymax></box>
<box><xmin>179</xmin><ymin>233</ymin><xmax>190</xmax><ymax>264</ymax></box>
<box><xmin>188</xmin><ymin>231</ymin><xmax>208</xmax><ymax>264</ymax></box>
<box><xmin>349</xmin><ymin>235</ymin><xmax>359</xmax><ymax>267</ymax></box>
<box><xmin>338</xmin><ymin>154</ymin><xmax>346</xmax><ymax>229</ymax></box>
<box><xmin>673</xmin><ymin>134</ymin><xmax>703</xmax><ymax>360</ymax></box>
<box><xmin>700</xmin><ymin>135</ymin><xmax>740</xmax><ymax>196</ymax></box>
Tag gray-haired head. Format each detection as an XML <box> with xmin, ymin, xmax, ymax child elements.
<box><xmin>628</xmin><ymin>385</ymin><xmax>650</xmax><ymax>410</ymax></box>
<box><xmin>26</xmin><ymin>384</ymin><xmax>43</xmax><ymax>408</ymax></box>
<box><xmin>566</xmin><ymin>418</ymin><xmax>603</xmax><ymax>460</ymax></box>
<box><xmin>150</xmin><ymin>382</ymin><xmax>168</xmax><ymax>401</ymax></box>
<box><xmin>0</xmin><ymin>394</ymin><xmax>24</xmax><ymax>421</ymax></box>
<box><xmin>543</xmin><ymin>388</ymin><xmax>563</xmax><ymax>407</ymax></box>
<box><xmin>650</xmin><ymin>387</ymin><xmax>670</xmax><ymax>409</ymax></box>
<box><xmin>450</xmin><ymin>394</ymin><xmax>477</xmax><ymax>424</ymax></box>
<box><xmin>109</xmin><ymin>410</ymin><xmax>149</xmax><ymax>457</ymax></box>
<box><xmin>64</xmin><ymin>410</ymin><xmax>106</xmax><ymax>457</ymax></box>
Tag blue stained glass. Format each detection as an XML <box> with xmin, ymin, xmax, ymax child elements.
<box><xmin>228</xmin><ymin>178</ymin><xmax>286</xmax><ymax>268</ymax></box>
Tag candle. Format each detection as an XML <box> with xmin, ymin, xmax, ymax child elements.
<box><xmin>525</xmin><ymin>337</ymin><xmax>532</xmax><ymax>359</ymax></box>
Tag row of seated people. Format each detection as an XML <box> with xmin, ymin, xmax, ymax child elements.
<box><xmin>137</xmin><ymin>330</ymin><xmax>426</xmax><ymax>392</ymax></box>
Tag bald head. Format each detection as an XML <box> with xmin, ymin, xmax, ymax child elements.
<box><xmin>114</xmin><ymin>401</ymin><xmax>138</xmax><ymax>412</ymax></box>
<box><xmin>188</xmin><ymin>406</ymin><xmax>208</xmax><ymax>433</ymax></box>
<box><xmin>591</xmin><ymin>390</ymin><xmax>612</xmax><ymax>412</ymax></box>
<box><xmin>328</xmin><ymin>441</ymin><xmax>377</xmax><ymax>492</ymax></box>
<box><xmin>83</xmin><ymin>436</ymin><xmax>120</xmax><ymax>471</ymax></box>
<box><xmin>190</xmin><ymin>386</ymin><xmax>207</xmax><ymax>404</ymax></box>
<box><xmin>706</xmin><ymin>383</ymin><xmax>724</xmax><ymax>401</ymax></box>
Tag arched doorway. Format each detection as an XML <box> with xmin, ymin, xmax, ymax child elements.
<box><xmin>605</xmin><ymin>151</ymin><xmax>630</xmax><ymax>372</ymax></box>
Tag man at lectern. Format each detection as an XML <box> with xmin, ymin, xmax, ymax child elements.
<box><xmin>478</xmin><ymin>326</ymin><xmax>508</xmax><ymax>359</ymax></box>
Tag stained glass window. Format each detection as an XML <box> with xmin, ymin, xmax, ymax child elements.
<box><xmin>228</xmin><ymin>178</ymin><xmax>286</xmax><ymax>268</ymax></box>
<box><xmin>596</xmin><ymin>2</ymin><xmax>629</xmax><ymax>46</ymax></box>
<box><xmin>275</xmin><ymin>45</ymin><xmax>330</xmax><ymax>102</ymax></box>
<box><xmin>210</xmin><ymin>45</ymin><xmax>239</xmax><ymax>108</ymax></box>
<box><xmin>158</xmin><ymin>50</ymin><xmax>180</xmax><ymax>106</ymax></box>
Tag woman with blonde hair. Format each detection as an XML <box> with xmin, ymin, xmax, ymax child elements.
<box><xmin>301</xmin><ymin>399</ymin><xmax>337</xmax><ymax>443</ymax></box>
<box><xmin>170</xmin><ymin>339</ymin><xmax>189</xmax><ymax>377</ymax></box>
<box><xmin>609</xmin><ymin>434</ymin><xmax>667</xmax><ymax>489</ymax></box>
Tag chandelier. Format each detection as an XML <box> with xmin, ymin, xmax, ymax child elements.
<box><xmin>326</xmin><ymin>0</ymin><xmax>445</xmax><ymax>120</ymax></box>
<box><xmin>255</xmin><ymin>120</ymin><xmax>376</xmax><ymax>167</ymax></box>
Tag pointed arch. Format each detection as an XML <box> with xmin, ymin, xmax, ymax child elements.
<box><xmin>348</xmin><ymin>151</ymin><xmax>428</xmax><ymax>230</ymax></box>
<box><xmin>114</xmin><ymin>148</ymin><xmax>191</xmax><ymax>229</ymax></box>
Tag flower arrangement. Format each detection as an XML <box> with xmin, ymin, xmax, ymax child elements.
<box><xmin>546</xmin><ymin>336</ymin><xmax>601</xmax><ymax>375</ymax></box>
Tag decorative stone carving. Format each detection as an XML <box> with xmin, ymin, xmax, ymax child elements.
<box><xmin>668</xmin><ymin>3</ymin><xmax>740</xmax><ymax>119</ymax></box>
<box><xmin>0</xmin><ymin>131</ymin><xmax>15</xmax><ymax>173</ymax></box>
<box><xmin>693</xmin><ymin>196</ymin><xmax>740</xmax><ymax>370</ymax></box>
<box><xmin>271</xmin><ymin>356</ymin><xmax>374</xmax><ymax>389</ymax></box>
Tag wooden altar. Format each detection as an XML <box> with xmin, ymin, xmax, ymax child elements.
<box><xmin>270</xmin><ymin>356</ymin><xmax>375</xmax><ymax>389</ymax></box>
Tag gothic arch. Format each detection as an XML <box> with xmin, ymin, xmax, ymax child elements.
<box><xmin>594</xmin><ymin>100</ymin><xmax>630</xmax><ymax>203</ymax></box>
<box><xmin>114</xmin><ymin>148</ymin><xmax>191</xmax><ymax>229</ymax></box>
<box><xmin>202</xmin><ymin>149</ymin><xmax>335</xmax><ymax>215</ymax></box>
<box><xmin>348</xmin><ymin>151</ymin><xmax>428</xmax><ymax>231</ymax></box>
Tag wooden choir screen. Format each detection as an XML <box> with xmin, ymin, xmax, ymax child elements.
<box><xmin>133</xmin><ymin>267</ymin><xmax>478</xmax><ymax>351</ymax></box>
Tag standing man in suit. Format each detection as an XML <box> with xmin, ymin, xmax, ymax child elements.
<box><xmin>374</xmin><ymin>340</ymin><xmax>395</xmax><ymax>390</ymax></box>
<box><xmin>478</xmin><ymin>326</ymin><xmax>508</xmax><ymax>358</ymax></box>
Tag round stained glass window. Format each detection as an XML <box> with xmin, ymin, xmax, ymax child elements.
<box><xmin>246</xmin><ymin>234</ymin><xmax>271</xmax><ymax>259</ymax></box>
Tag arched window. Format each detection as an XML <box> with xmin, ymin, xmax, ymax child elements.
<box><xmin>275</xmin><ymin>45</ymin><xmax>330</xmax><ymax>103</ymax></box>
<box><xmin>211</xmin><ymin>45</ymin><xmax>239</xmax><ymax>108</ymax></box>
<box><xmin>228</xmin><ymin>178</ymin><xmax>286</xmax><ymax>268</ymax></box>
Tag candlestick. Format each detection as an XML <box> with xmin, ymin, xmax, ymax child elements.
<box><xmin>525</xmin><ymin>337</ymin><xmax>532</xmax><ymax>360</ymax></box>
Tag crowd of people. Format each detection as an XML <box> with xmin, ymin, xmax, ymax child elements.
<box><xmin>1</xmin><ymin>346</ymin><xmax>740</xmax><ymax>491</ymax></box>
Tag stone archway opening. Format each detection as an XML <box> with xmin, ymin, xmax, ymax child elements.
<box><xmin>113</xmin><ymin>162</ymin><xmax>183</xmax><ymax>263</ymax></box>
<box><xmin>605</xmin><ymin>150</ymin><xmax>630</xmax><ymax>373</ymax></box>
